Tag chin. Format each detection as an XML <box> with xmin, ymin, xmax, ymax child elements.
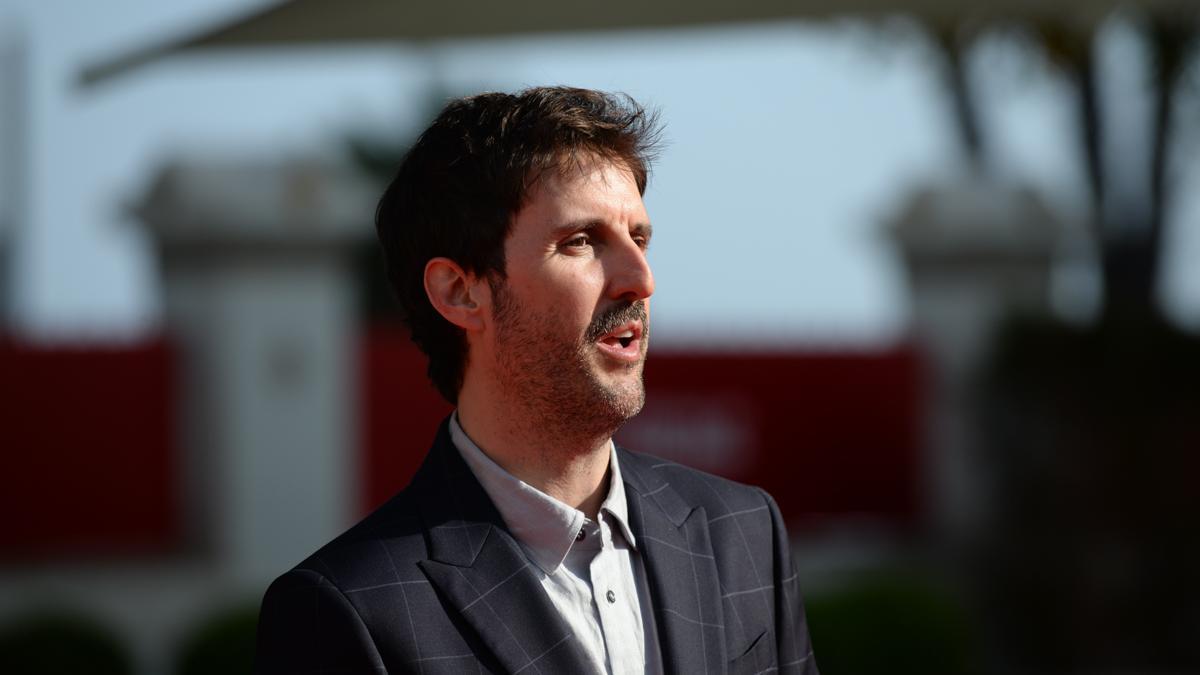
<box><xmin>599</xmin><ymin>376</ymin><xmax>646</xmax><ymax>423</ymax></box>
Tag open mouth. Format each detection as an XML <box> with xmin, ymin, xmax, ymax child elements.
<box><xmin>600</xmin><ymin>322</ymin><xmax>640</xmax><ymax>346</ymax></box>
<box><xmin>596</xmin><ymin>322</ymin><xmax>643</xmax><ymax>362</ymax></box>
<box><xmin>606</xmin><ymin>329</ymin><xmax>635</xmax><ymax>349</ymax></box>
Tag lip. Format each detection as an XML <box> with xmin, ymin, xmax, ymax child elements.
<box><xmin>594</xmin><ymin>320</ymin><xmax>644</xmax><ymax>364</ymax></box>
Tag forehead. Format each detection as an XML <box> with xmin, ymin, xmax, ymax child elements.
<box><xmin>513</xmin><ymin>159</ymin><xmax>647</xmax><ymax>233</ymax></box>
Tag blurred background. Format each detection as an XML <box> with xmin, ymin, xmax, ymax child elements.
<box><xmin>2</xmin><ymin>1</ymin><xmax>1199</xmax><ymax>673</ymax></box>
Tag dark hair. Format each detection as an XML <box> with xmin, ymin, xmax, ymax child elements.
<box><xmin>375</xmin><ymin>86</ymin><xmax>662</xmax><ymax>403</ymax></box>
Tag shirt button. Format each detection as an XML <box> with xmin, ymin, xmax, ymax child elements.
<box><xmin>606</xmin><ymin>590</ymin><xmax>616</xmax><ymax>604</ymax></box>
<box><xmin>576</xmin><ymin>528</ymin><xmax>585</xmax><ymax>541</ymax></box>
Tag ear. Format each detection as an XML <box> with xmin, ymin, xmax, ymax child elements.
<box><xmin>424</xmin><ymin>257</ymin><xmax>489</xmax><ymax>332</ymax></box>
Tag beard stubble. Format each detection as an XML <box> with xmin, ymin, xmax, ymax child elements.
<box><xmin>490</xmin><ymin>279</ymin><xmax>648</xmax><ymax>444</ymax></box>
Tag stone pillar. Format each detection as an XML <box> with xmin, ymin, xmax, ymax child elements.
<box><xmin>138</xmin><ymin>160</ymin><xmax>375</xmax><ymax>582</ymax></box>
<box><xmin>888</xmin><ymin>178</ymin><xmax>1064</xmax><ymax>543</ymax></box>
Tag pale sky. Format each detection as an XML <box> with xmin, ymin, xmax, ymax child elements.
<box><xmin>3</xmin><ymin>0</ymin><xmax>1197</xmax><ymax>343</ymax></box>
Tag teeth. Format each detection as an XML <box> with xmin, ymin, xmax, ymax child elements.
<box><xmin>615</xmin><ymin>330</ymin><xmax>634</xmax><ymax>338</ymax></box>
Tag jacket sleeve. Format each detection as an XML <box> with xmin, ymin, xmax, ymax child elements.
<box><xmin>760</xmin><ymin>488</ymin><xmax>820</xmax><ymax>674</ymax></box>
<box><xmin>256</xmin><ymin>568</ymin><xmax>387</xmax><ymax>674</ymax></box>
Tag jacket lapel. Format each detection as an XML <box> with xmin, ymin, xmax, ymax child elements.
<box><xmin>621</xmin><ymin>449</ymin><xmax>728</xmax><ymax>674</ymax></box>
<box><xmin>413</xmin><ymin>421</ymin><xmax>592</xmax><ymax>674</ymax></box>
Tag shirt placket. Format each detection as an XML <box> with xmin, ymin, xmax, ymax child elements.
<box><xmin>590</xmin><ymin>514</ymin><xmax>644</xmax><ymax>675</ymax></box>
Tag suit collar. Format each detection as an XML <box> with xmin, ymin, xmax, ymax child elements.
<box><xmin>619</xmin><ymin>447</ymin><xmax>729</xmax><ymax>673</ymax></box>
<box><xmin>451</xmin><ymin>411</ymin><xmax>583</xmax><ymax>574</ymax></box>
<box><xmin>617</xmin><ymin>446</ymin><xmax>695</xmax><ymax>528</ymax></box>
<box><xmin>451</xmin><ymin>412</ymin><xmax>641</xmax><ymax>573</ymax></box>
<box><xmin>412</xmin><ymin>418</ymin><xmax>594</xmax><ymax>673</ymax></box>
<box><xmin>411</xmin><ymin>422</ymin><xmax>729</xmax><ymax>674</ymax></box>
<box><xmin>407</xmin><ymin>418</ymin><xmax>502</xmax><ymax>567</ymax></box>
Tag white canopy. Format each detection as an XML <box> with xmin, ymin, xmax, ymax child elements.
<box><xmin>80</xmin><ymin>0</ymin><xmax>1195</xmax><ymax>85</ymax></box>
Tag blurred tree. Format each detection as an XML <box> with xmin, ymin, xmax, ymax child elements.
<box><xmin>932</xmin><ymin>9</ymin><xmax>1198</xmax><ymax>319</ymax></box>
<box><xmin>979</xmin><ymin>313</ymin><xmax>1200</xmax><ymax>671</ymax></box>
<box><xmin>174</xmin><ymin>603</ymin><xmax>258</xmax><ymax>675</ymax></box>
<box><xmin>922</xmin><ymin>9</ymin><xmax>1200</xmax><ymax>673</ymax></box>
<box><xmin>806</xmin><ymin>571</ymin><xmax>980</xmax><ymax>675</ymax></box>
<box><xmin>0</xmin><ymin>611</ymin><xmax>132</xmax><ymax>675</ymax></box>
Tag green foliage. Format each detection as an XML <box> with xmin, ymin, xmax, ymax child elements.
<box><xmin>174</xmin><ymin>603</ymin><xmax>258</xmax><ymax>675</ymax></box>
<box><xmin>0</xmin><ymin>611</ymin><xmax>132</xmax><ymax>675</ymax></box>
<box><xmin>806</xmin><ymin>572</ymin><xmax>977</xmax><ymax>675</ymax></box>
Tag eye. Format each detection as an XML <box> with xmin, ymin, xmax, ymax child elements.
<box><xmin>563</xmin><ymin>234</ymin><xmax>591</xmax><ymax>249</ymax></box>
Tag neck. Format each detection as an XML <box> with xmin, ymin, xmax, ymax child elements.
<box><xmin>457</xmin><ymin>383</ymin><xmax>614</xmax><ymax>520</ymax></box>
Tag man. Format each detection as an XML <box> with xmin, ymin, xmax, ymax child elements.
<box><xmin>257</xmin><ymin>87</ymin><xmax>818</xmax><ymax>674</ymax></box>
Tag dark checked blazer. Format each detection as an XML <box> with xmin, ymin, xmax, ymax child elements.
<box><xmin>256</xmin><ymin>418</ymin><xmax>818</xmax><ymax>675</ymax></box>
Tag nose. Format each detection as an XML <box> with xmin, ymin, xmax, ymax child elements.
<box><xmin>606</xmin><ymin>236</ymin><xmax>655</xmax><ymax>302</ymax></box>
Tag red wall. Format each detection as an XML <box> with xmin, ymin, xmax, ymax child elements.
<box><xmin>359</xmin><ymin>327</ymin><xmax>453</xmax><ymax>513</ymax></box>
<box><xmin>623</xmin><ymin>349</ymin><xmax>923</xmax><ymax>529</ymax></box>
<box><xmin>0</xmin><ymin>339</ymin><xmax>177</xmax><ymax>559</ymax></box>
<box><xmin>1</xmin><ymin>330</ymin><xmax>922</xmax><ymax>560</ymax></box>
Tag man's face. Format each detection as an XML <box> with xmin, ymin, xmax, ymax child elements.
<box><xmin>485</xmin><ymin>158</ymin><xmax>654</xmax><ymax>435</ymax></box>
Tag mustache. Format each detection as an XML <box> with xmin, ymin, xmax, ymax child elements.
<box><xmin>585</xmin><ymin>300</ymin><xmax>648</xmax><ymax>343</ymax></box>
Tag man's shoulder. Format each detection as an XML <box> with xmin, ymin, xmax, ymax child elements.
<box><xmin>282</xmin><ymin>485</ymin><xmax>430</xmax><ymax>590</ymax></box>
<box><xmin>617</xmin><ymin>446</ymin><xmax>776</xmax><ymax>521</ymax></box>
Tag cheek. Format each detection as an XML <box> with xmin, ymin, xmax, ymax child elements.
<box><xmin>543</xmin><ymin>269</ymin><xmax>604</xmax><ymax>310</ymax></box>
<box><xmin>509</xmin><ymin>285</ymin><xmax>587</xmax><ymax>333</ymax></box>
<box><xmin>547</xmin><ymin>295</ymin><xmax>596</xmax><ymax>334</ymax></box>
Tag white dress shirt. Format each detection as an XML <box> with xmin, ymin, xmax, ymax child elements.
<box><xmin>450</xmin><ymin>414</ymin><xmax>663</xmax><ymax>675</ymax></box>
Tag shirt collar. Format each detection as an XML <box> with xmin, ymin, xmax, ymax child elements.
<box><xmin>449</xmin><ymin>412</ymin><xmax>637</xmax><ymax>574</ymax></box>
<box><xmin>599</xmin><ymin>443</ymin><xmax>638</xmax><ymax>550</ymax></box>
